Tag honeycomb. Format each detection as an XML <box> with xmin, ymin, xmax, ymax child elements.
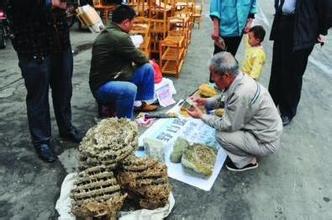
<box><xmin>181</xmin><ymin>143</ymin><xmax>217</xmax><ymax>177</ymax></box>
<box><xmin>71</xmin><ymin>118</ymin><xmax>172</xmax><ymax>217</ymax></box>
<box><xmin>117</xmin><ymin>155</ymin><xmax>171</xmax><ymax>209</ymax></box>
<box><xmin>71</xmin><ymin>165</ymin><xmax>127</xmax><ymax>218</ymax></box>
<box><xmin>79</xmin><ymin>118</ymin><xmax>138</xmax><ymax>170</ymax></box>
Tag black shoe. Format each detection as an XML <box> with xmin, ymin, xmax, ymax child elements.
<box><xmin>60</xmin><ymin>127</ymin><xmax>83</xmax><ymax>143</ymax></box>
<box><xmin>225</xmin><ymin>158</ymin><xmax>258</xmax><ymax>172</ymax></box>
<box><xmin>35</xmin><ymin>144</ymin><xmax>56</xmax><ymax>163</ymax></box>
<box><xmin>281</xmin><ymin>115</ymin><xmax>292</xmax><ymax>126</ymax></box>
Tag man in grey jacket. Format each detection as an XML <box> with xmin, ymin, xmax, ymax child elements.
<box><xmin>187</xmin><ymin>52</ymin><xmax>283</xmax><ymax>172</ymax></box>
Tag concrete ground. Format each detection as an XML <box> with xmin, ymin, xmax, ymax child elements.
<box><xmin>1</xmin><ymin>1</ymin><xmax>332</xmax><ymax>219</ymax></box>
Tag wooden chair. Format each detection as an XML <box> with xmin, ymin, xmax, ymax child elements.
<box><xmin>159</xmin><ymin>35</ymin><xmax>185</xmax><ymax>78</ymax></box>
<box><xmin>130</xmin><ymin>16</ymin><xmax>151</xmax><ymax>58</ymax></box>
<box><xmin>93</xmin><ymin>0</ymin><xmax>117</xmax><ymax>25</ymax></box>
<box><xmin>192</xmin><ymin>3</ymin><xmax>202</xmax><ymax>29</ymax></box>
<box><xmin>159</xmin><ymin>16</ymin><xmax>187</xmax><ymax>77</ymax></box>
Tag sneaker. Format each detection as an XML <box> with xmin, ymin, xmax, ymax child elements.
<box><xmin>134</xmin><ymin>102</ymin><xmax>158</xmax><ymax>112</ymax></box>
<box><xmin>225</xmin><ymin>159</ymin><xmax>258</xmax><ymax>172</ymax></box>
<box><xmin>281</xmin><ymin>115</ymin><xmax>292</xmax><ymax>126</ymax></box>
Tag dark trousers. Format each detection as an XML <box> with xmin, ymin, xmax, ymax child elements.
<box><xmin>18</xmin><ymin>48</ymin><xmax>74</xmax><ymax>146</ymax></box>
<box><xmin>210</xmin><ymin>35</ymin><xmax>242</xmax><ymax>82</ymax></box>
<box><xmin>269</xmin><ymin>16</ymin><xmax>313</xmax><ymax>119</ymax></box>
<box><xmin>213</xmin><ymin>36</ymin><xmax>243</xmax><ymax>56</ymax></box>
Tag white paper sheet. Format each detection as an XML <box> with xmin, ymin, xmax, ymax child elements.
<box><xmin>155</xmin><ymin>83</ymin><xmax>176</xmax><ymax>107</ymax></box>
<box><xmin>137</xmin><ymin>103</ymin><xmax>227</xmax><ymax>191</ymax></box>
<box><xmin>130</xmin><ymin>35</ymin><xmax>144</xmax><ymax>48</ymax></box>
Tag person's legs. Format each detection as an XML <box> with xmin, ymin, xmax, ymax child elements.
<box><xmin>212</xmin><ymin>36</ymin><xmax>243</xmax><ymax>56</ymax></box>
<box><xmin>211</xmin><ymin>36</ymin><xmax>242</xmax><ymax>82</ymax></box>
<box><xmin>269</xmin><ymin>40</ymin><xmax>283</xmax><ymax>106</ymax></box>
<box><xmin>216</xmin><ymin>130</ymin><xmax>276</xmax><ymax>168</ymax></box>
<box><xmin>213</xmin><ymin>43</ymin><xmax>225</xmax><ymax>55</ymax></box>
<box><xmin>94</xmin><ymin>81</ymin><xmax>137</xmax><ymax>119</ymax></box>
<box><xmin>211</xmin><ymin>44</ymin><xmax>226</xmax><ymax>82</ymax></box>
<box><xmin>18</xmin><ymin>55</ymin><xmax>56</xmax><ymax>162</ymax></box>
<box><xmin>50</xmin><ymin>48</ymin><xmax>74</xmax><ymax>136</ymax></box>
<box><xmin>131</xmin><ymin>63</ymin><xmax>155</xmax><ymax>101</ymax></box>
<box><xmin>223</xmin><ymin>36</ymin><xmax>243</xmax><ymax>56</ymax></box>
<box><xmin>279</xmin><ymin>46</ymin><xmax>313</xmax><ymax>119</ymax></box>
<box><xmin>270</xmin><ymin>15</ymin><xmax>314</xmax><ymax>120</ymax></box>
<box><xmin>18</xmin><ymin>55</ymin><xmax>52</xmax><ymax>146</ymax></box>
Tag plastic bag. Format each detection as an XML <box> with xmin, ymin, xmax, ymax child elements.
<box><xmin>151</xmin><ymin>59</ymin><xmax>163</xmax><ymax>84</ymax></box>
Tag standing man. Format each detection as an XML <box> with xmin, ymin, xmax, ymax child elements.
<box><xmin>209</xmin><ymin>0</ymin><xmax>256</xmax><ymax>82</ymax></box>
<box><xmin>7</xmin><ymin>0</ymin><xmax>82</xmax><ymax>162</ymax></box>
<box><xmin>269</xmin><ymin>0</ymin><xmax>331</xmax><ymax>126</ymax></box>
<box><xmin>187</xmin><ymin>52</ymin><xmax>282</xmax><ymax>172</ymax></box>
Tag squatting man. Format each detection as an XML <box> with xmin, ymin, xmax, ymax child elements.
<box><xmin>187</xmin><ymin>52</ymin><xmax>283</xmax><ymax>172</ymax></box>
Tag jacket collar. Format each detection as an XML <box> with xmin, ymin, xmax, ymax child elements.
<box><xmin>107</xmin><ymin>22</ymin><xmax>125</xmax><ymax>32</ymax></box>
<box><xmin>224</xmin><ymin>72</ymin><xmax>244</xmax><ymax>97</ymax></box>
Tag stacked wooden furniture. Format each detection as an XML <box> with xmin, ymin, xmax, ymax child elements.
<box><xmin>148</xmin><ymin>0</ymin><xmax>174</xmax><ymax>58</ymax></box>
<box><xmin>130</xmin><ymin>16</ymin><xmax>151</xmax><ymax>58</ymax></box>
<box><xmin>126</xmin><ymin>0</ymin><xmax>203</xmax><ymax>77</ymax></box>
<box><xmin>127</xmin><ymin>0</ymin><xmax>150</xmax><ymax>16</ymax></box>
<box><xmin>192</xmin><ymin>2</ymin><xmax>203</xmax><ymax>29</ymax></box>
<box><xmin>92</xmin><ymin>0</ymin><xmax>117</xmax><ymax>25</ymax></box>
<box><xmin>159</xmin><ymin>16</ymin><xmax>187</xmax><ymax>78</ymax></box>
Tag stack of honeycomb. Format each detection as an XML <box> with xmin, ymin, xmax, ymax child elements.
<box><xmin>71</xmin><ymin>118</ymin><xmax>172</xmax><ymax>218</ymax></box>
<box><xmin>78</xmin><ymin>118</ymin><xmax>138</xmax><ymax>170</ymax></box>
<box><xmin>117</xmin><ymin>155</ymin><xmax>171</xmax><ymax>209</ymax></box>
<box><xmin>71</xmin><ymin>165</ymin><xmax>127</xmax><ymax>219</ymax></box>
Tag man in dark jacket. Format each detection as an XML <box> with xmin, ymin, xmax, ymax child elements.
<box><xmin>7</xmin><ymin>0</ymin><xmax>82</xmax><ymax>162</ymax></box>
<box><xmin>269</xmin><ymin>0</ymin><xmax>331</xmax><ymax>126</ymax></box>
<box><xmin>89</xmin><ymin>5</ymin><xmax>157</xmax><ymax>119</ymax></box>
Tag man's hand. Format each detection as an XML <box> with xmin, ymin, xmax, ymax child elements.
<box><xmin>244</xmin><ymin>18</ymin><xmax>254</xmax><ymax>33</ymax></box>
<box><xmin>214</xmin><ymin>37</ymin><xmax>226</xmax><ymax>49</ymax></box>
<box><xmin>317</xmin><ymin>34</ymin><xmax>327</xmax><ymax>45</ymax></box>
<box><xmin>52</xmin><ymin>0</ymin><xmax>67</xmax><ymax>9</ymax></box>
<box><xmin>190</xmin><ymin>96</ymin><xmax>207</xmax><ymax>107</ymax></box>
<box><xmin>186</xmin><ymin>105</ymin><xmax>203</xmax><ymax>119</ymax></box>
<box><xmin>211</xmin><ymin>30</ymin><xmax>220</xmax><ymax>41</ymax></box>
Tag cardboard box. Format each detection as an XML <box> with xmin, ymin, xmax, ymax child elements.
<box><xmin>76</xmin><ymin>5</ymin><xmax>104</xmax><ymax>33</ymax></box>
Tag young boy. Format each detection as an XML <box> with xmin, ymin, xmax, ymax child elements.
<box><xmin>241</xmin><ymin>25</ymin><xmax>266</xmax><ymax>80</ymax></box>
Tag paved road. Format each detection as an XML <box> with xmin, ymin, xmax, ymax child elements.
<box><xmin>0</xmin><ymin>1</ymin><xmax>331</xmax><ymax>219</ymax></box>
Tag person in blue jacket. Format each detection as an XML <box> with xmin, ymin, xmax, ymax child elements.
<box><xmin>209</xmin><ymin>0</ymin><xmax>257</xmax><ymax>82</ymax></box>
<box><xmin>210</xmin><ymin>0</ymin><xmax>257</xmax><ymax>55</ymax></box>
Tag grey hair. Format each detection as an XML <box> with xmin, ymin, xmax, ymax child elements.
<box><xmin>209</xmin><ymin>52</ymin><xmax>240</xmax><ymax>76</ymax></box>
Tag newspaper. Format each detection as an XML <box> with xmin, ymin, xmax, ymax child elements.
<box><xmin>137</xmin><ymin>102</ymin><xmax>227</xmax><ymax>191</ymax></box>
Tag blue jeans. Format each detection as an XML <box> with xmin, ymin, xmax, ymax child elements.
<box><xmin>131</xmin><ymin>63</ymin><xmax>155</xmax><ymax>100</ymax></box>
<box><xmin>18</xmin><ymin>48</ymin><xmax>74</xmax><ymax>146</ymax></box>
<box><xmin>94</xmin><ymin>63</ymin><xmax>155</xmax><ymax>119</ymax></box>
<box><xmin>95</xmin><ymin>81</ymin><xmax>137</xmax><ymax>119</ymax></box>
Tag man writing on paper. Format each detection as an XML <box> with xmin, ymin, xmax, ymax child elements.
<box><xmin>187</xmin><ymin>52</ymin><xmax>283</xmax><ymax>172</ymax></box>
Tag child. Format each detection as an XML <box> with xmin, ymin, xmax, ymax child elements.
<box><xmin>241</xmin><ymin>25</ymin><xmax>266</xmax><ymax>80</ymax></box>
